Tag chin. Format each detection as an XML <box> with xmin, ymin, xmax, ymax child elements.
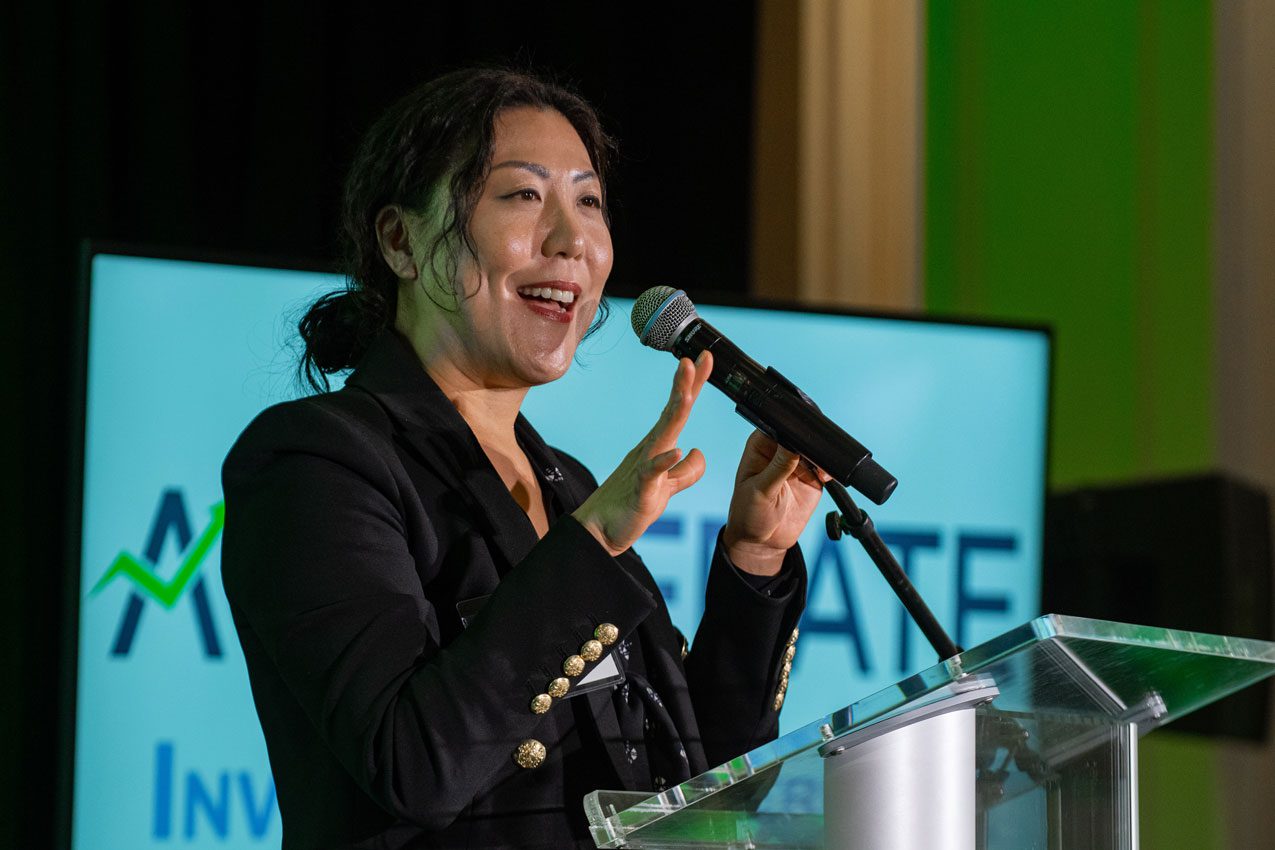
<box><xmin>520</xmin><ymin>362</ymin><xmax>572</xmax><ymax>387</ymax></box>
<box><xmin>505</xmin><ymin>350</ymin><xmax>574</xmax><ymax>387</ymax></box>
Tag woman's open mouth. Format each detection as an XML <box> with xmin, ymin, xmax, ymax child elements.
<box><xmin>516</xmin><ymin>283</ymin><xmax>579</xmax><ymax>324</ymax></box>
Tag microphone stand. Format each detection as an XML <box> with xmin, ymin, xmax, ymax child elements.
<box><xmin>823</xmin><ymin>479</ymin><xmax>1054</xmax><ymax>835</ymax></box>
<box><xmin>823</xmin><ymin>479</ymin><xmax>962</xmax><ymax>661</ymax></box>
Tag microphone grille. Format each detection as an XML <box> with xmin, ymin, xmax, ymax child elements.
<box><xmin>631</xmin><ymin>286</ymin><xmax>697</xmax><ymax>351</ymax></box>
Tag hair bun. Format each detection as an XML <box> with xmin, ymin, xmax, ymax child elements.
<box><xmin>298</xmin><ymin>290</ymin><xmax>385</xmax><ymax>384</ymax></box>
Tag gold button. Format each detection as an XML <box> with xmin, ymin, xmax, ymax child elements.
<box><xmin>580</xmin><ymin>639</ymin><xmax>603</xmax><ymax>662</ymax></box>
<box><xmin>773</xmin><ymin>691</ymin><xmax>786</xmax><ymax>711</ymax></box>
<box><xmin>563</xmin><ymin>655</ymin><xmax>585</xmax><ymax>677</ymax></box>
<box><xmin>595</xmin><ymin>623</ymin><xmax>619</xmax><ymax>646</ymax></box>
<box><xmin>530</xmin><ymin>694</ymin><xmax>552</xmax><ymax>714</ymax></box>
<box><xmin>547</xmin><ymin>677</ymin><xmax>570</xmax><ymax>698</ymax></box>
<box><xmin>787</xmin><ymin>628</ymin><xmax>800</xmax><ymax>647</ymax></box>
<box><xmin>783</xmin><ymin>644</ymin><xmax>796</xmax><ymax>663</ymax></box>
<box><xmin>514</xmin><ymin>739</ymin><xmax>546</xmax><ymax>769</ymax></box>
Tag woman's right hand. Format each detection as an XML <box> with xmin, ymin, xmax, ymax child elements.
<box><xmin>573</xmin><ymin>351</ymin><xmax>713</xmax><ymax>556</ymax></box>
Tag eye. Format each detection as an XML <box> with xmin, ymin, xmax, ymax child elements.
<box><xmin>579</xmin><ymin>194</ymin><xmax>603</xmax><ymax>209</ymax></box>
<box><xmin>504</xmin><ymin>188</ymin><xmax>541</xmax><ymax>202</ymax></box>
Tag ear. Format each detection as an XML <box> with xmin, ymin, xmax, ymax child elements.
<box><xmin>374</xmin><ymin>205</ymin><xmax>418</xmax><ymax>281</ymax></box>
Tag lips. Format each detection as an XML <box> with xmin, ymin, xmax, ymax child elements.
<box><xmin>516</xmin><ymin>281</ymin><xmax>581</xmax><ymax>324</ymax></box>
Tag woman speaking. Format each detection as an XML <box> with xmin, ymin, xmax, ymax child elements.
<box><xmin>221</xmin><ymin>68</ymin><xmax>826</xmax><ymax>849</ymax></box>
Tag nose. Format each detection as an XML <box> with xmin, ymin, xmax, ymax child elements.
<box><xmin>541</xmin><ymin>197</ymin><xmax>586</xmax><ymax>260</ymax></box>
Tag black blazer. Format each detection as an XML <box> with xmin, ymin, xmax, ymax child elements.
<box><xmin>221</xmin><ymin>331</ymin><xmax>806</xmax><ymax>850</ymax></box>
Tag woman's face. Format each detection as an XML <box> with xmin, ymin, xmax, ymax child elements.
<box><xmin>411</xmin><ymin>106</ymin><xmax>613</xmax><ymax>389</ymax></box>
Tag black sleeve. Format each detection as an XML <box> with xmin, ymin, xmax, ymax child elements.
<box><xmin>683</xmin><ymin>530</ymin><xmax>806</xmax><ymax>767</ymax></box>
<box><xmin>726</xmin><ymin>547</ymin><xmax>799</xmax><ymax>598</ymax></box>
<box><xmin>220</xmin><ymin>400</ymin><xmax>656</xmax><ymax>831</ymax></box>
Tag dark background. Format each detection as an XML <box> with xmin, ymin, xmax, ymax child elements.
<box><xmin>0</xmin><ymin>3</ymin><xmax>758</xmax><ymax>844</ymax></box>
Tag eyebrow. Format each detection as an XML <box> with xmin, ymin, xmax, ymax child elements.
<box><xmin>491</xmin><ymin>160</ymin><xmax>598</xmax><ymax>183</ymax></box>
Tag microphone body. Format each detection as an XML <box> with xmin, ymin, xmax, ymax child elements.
<box><xmin>633</xmin><ymin>288</ymin><xmax>897</xmax><ymax>505</ymax></box>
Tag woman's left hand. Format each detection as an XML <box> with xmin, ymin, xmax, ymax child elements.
<box><xmin>722</xmin><ymin>431</ymin><xmax>829</xmax><ymax>576</ymax></box>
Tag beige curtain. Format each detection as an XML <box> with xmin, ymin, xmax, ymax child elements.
<box><xmin>753</xmin><ymin>0</ymin><xmax>924</xmax><ymax>310</ymax></box>
<box><xmin>1214</xmin><ymin>1</ymin><xmax>1275</xmax><ymax>847</ymax></box>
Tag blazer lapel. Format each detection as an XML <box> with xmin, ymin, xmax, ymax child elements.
<box><xmin>455</xmin><ymin>467</ymin><xmax>539</xmax><ymax>572</ymax></box>
<box><xmin>349</xmin><ymin>333</ymin><xmax>651</xmax><ymax>789</ymax></box>
<box><xmin>346</xmin><ymin>332</ymin><xmax>538</xmax><ymax>573</ymax></box>
<box><xmin>513</xmin><ymin>415</ymin><xmax>592</xmax><ymax>513</ymax></box>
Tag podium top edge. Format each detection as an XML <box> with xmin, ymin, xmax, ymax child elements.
<box><xmin>1027</xmin><ymin>614</ymin><xmax>1275</xmax><ymax>663</ymax></box>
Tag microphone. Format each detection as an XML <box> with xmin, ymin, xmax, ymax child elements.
<box><xmin>630</xmin><ymin>286</ymin><xmax>897</xmax><ymax>505</ymax></box>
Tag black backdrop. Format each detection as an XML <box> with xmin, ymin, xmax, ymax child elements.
<box><xmin>0</xmin><ymin>3</ymin><xmax>758</xmax><ymax>844</ymax></box>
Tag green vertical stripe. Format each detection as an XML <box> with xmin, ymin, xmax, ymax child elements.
<box><xmin>925</xmin><ymin>2</ymin><xmax>1219</xmax><ymax>847</ymax></box>
<box><xmin>926</xmin><ymin>0</ymin><xmax>1214</xmax><ymax>488</ymax></box>
<box><xmin>1132</xmin><ymin>1</ymin><xmax>1215</xmax><ymax>474</ymax></box>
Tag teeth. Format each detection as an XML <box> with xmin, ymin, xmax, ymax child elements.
<box><xmin>520</xmin><ymin>286</ymin><xmax>576</xmax><ymax>305</ymax></box>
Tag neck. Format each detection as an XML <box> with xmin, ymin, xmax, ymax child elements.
<box><xmin>430</xmin><ymin>363</ymin><xmax>528</xmax><ymax>448</ymax></box>
<box><xmin>395</xmin><ymin>315</ymin><xmax>528</xmax><ymax>448</ymax></box>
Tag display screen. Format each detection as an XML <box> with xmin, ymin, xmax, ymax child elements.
<box><xmin>71</xmin><ymin>251</ymin><xmax>1049</xmax><ymax>848</ymax></box>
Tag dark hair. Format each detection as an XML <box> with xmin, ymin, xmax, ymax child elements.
<box><xmin>299</xmin><ymin>67</ymin><xmax>615</xmax><ymax>392</ymax></box>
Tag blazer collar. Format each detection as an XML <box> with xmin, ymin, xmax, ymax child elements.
<box><xmin>346</xmin><ymin>330</ymin><xmax>473</xmax><ymax>440</ymax></box>
<box><xmin>346</xmin><ymin>331</ymin><xmax>541</xmax><ymax>571</ymax></box>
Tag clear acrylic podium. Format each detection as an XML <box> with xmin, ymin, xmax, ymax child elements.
<box><xmin>584</xmin><ymin>615</ymin><xmax>1275</xmax><ymax>849</ymax></box>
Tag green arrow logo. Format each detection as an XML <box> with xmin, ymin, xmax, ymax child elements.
<box><xmin>91</xmin><ymin>502</ymin><xmax>225</xmax><ymax>609</ymax></box>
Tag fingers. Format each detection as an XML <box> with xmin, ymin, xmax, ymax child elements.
<box><xmin>795</xmin><ymin>460</ymin><xmax>830</xmax><ymax>488</ymax></box>
<box><xmin>741</xmin><ymin>430</ymin><xmax>828</xmax><ymax>495</ymax></box>
<box><xmin>645</xmin><ymin>358</ymin><xmax>690</xmax><ymax>449</ymax></box>
<box><xmin>639</xmin><ymin>445</ymin><xmax>705</xmax><ymax>495</ymax></box>
<box><xmin>643</xmin><ymin>447</ymin><xmax>682</xmax><ymax>479</ymax></box>
<box><xmin>667</xmin><ymin>447</ymin><xmax>706</xmax><ymax>494</ymax></box>
<box><xmin>648</xmin><ymin>351</ymin><xmax>711</xmax><ymax>454</ymax></box>
<box><xmin>690</xmin><ymin>349</ymin><xmax>713</xmax><ymax>399</ymax></box>
<box><xmin>742</xmin><ymin>428</ymin><xmax>779</xmax><ymax>463</ymax></box>
<box><xmin>753</xmin><ymin>444</ymin><xmax>802</xmax><ymax>496</ymax></box>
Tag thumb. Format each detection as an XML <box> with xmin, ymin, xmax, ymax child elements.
<box><xmin>753</xmin><ymin>444</ymin><xmax>801</xmax><ymax>496</ymax></box>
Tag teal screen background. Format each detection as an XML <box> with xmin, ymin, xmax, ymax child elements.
<box><xmin>74</xmin><ymin>253</ymin><xmax>1048</xmax><ymax>848</ymax></box>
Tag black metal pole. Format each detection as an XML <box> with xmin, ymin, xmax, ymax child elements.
<box><xmin>824</xmin><ymin>479</ymin><xmax>963</xmax><ymax>662</ymax></box>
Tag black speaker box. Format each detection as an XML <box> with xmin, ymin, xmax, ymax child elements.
<box><xmin>1043</xmin><ymin>473</ymin><xmax>1273</xmax><ymax>741</ymax></box>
